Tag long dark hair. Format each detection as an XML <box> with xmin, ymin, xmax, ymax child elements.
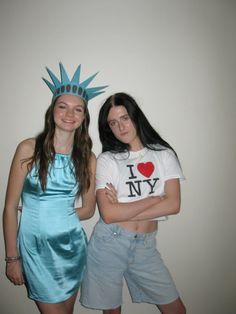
<box><xmin>98</xmin><ymin>92</ymin><xmax>177</xmax><ymax>157</ymax></box>
<box><xmin>26</xmin><ymin>97</ymin><xmax>92</xmax><ymax>196</ymax></box>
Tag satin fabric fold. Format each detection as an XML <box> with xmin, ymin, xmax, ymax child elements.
<box><xmin>18</xmin><ymin>153</ymin><xmax>87</xmax><ymax>303</ymax></box>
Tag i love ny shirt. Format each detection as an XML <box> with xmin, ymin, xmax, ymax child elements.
<box><xmin>96</xmin><ymin>147</ymin><xmax>185</xmax><ymax>220</ymax></box>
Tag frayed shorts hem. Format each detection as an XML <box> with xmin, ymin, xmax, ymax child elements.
<box><xmin>80</xmin><ymin>295</ymin><xmax>180</xmax><ymax>310</ymax></box>
<box><xmin>132</xmin><ymin>294</ymin><xmax>180</xmax><ymax>305</ymax></box>
<box><xmin>80</xmin><ymin>301</ymin><xmax>122</xmax><ymax>311</ymax></box>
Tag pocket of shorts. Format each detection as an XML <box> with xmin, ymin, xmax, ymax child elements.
<box><xmin>144</xmin><ymin>236</ymin><xmax>156</xmax><ymax>248</ymax></box>
<box><xmin>93</xmin><ymin>224</ymin><xmax>117</xmax><ymax>242</ymax></box>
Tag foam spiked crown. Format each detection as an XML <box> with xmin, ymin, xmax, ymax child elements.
<box><xmin>42</xmin><ymin>62</ymin><xmax>108</xmax><ymax>102</ymax></box>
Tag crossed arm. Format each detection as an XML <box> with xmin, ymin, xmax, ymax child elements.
<box><xmin>96</xmin><ymin>178</ymin><xmax>181</xmax><ymax>224</ymax></box>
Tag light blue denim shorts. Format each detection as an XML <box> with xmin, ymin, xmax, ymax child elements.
<box><xmin>80</xmin><ymin>219</ymin><xmax>179</xmax><ymax>310</ymax></box>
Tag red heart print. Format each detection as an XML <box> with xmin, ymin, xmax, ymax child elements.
<box><xmin>137</xmin><ymin>162</ymin><xmax>155</xmax><ymax>178</ymax></box>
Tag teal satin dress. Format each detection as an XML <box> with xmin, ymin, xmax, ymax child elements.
<box><xmin>17</xmin><ymin>153</ymin><xmax>87</xmax><ymax>303</ymax></box>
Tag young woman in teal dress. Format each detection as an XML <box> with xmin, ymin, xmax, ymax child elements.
<box><xmin>3</xmin><ymin>63</ymin><xmax>107</xmax><ymax>314</ymax></box>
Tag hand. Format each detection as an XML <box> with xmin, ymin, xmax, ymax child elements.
<box><xmin>105</xmin><ymin>183</ymin><xmax>118</xmax><ymax>204</ymax></box>
<box><xmin>6</xmin><ymin>260</ymin><xmax>25</xmax><ymax>286</ymax></box>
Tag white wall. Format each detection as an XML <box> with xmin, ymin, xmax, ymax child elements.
<box><xmin>0</xmin><ymin>0</ymin><xmax>235</xmax><ymax>313</ymax></box>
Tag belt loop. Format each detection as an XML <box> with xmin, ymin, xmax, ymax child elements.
<box><xmin>112</xmin><ymin>223</ymin><xmax>120</xmax><ymax>236</ymax></box>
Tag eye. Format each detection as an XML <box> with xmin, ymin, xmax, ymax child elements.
<box><xmin>75</xmin><ymin>107</ymin><xmax>83</xmax><ymax>113</ymax></box>
<box><xmin>121</xmin><ymin>115</ymin><xmax>130</xmax><ymax>122</ymax></box>
<box><xmin>57</xmin><ymin>104</ymin><xmax>66</xmax><ymax>109</ymax></box>
<box><xmin>109</xmin><ymin>121</ymin><xmax>117</xmax><ymax>128</ymax></box>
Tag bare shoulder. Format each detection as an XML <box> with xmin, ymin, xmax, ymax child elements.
<box><xmin>15</xmin><ymin>138</ymin><xmax>35</xmax><ymax>159</ymax></box>
<box><xmin>8</xmin><ymin>138</ymin><xmax>35</xmax><ymax>176</ymax></box>
<box><xmin>90</xmin><ymin>152</ymin><xmax>96</xmax><ymax>163</ymax></box>
<box><xmin>89</xmin><ymin>152</ymin><xmax>97</xmax><ymax>171</ymax></box>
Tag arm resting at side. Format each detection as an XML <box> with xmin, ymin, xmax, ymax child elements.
<box><xmin>76</xmin><ymin>153</ymin><xmax>96</xmax><ymax>220</ymax></box>
<box><xmin>3</xmin><ymin>139</ymin><xmax>34</xmax><ymax>285</ymax></box>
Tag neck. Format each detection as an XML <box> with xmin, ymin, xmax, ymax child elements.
<box><xmin>129</xmin><ymin>138</ymin><xmax>144</xmax><ymax>152</ymax></box>
<box><xmin>53</xmin><ymin>130</ymin><xmax>74</xmax><ymax>154</ymax></box>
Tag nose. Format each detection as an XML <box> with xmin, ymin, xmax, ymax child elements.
<box><xmin>118</xmin><ymin>120</ymin><xmax>125</xmax><ymax>131</ymax></box>
<box><xmin>66</xmin><ymin>108</ymin><xmax>74</xmax><ymax>116</ymax></box>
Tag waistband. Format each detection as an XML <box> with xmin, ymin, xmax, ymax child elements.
<box><xmin>97</xmin><ymin>218</ymin><xmax>157</xmax><ymax>239</ymax></box>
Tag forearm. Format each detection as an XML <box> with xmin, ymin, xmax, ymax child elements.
<box><xmin>3</xmin><ymin>139</ymin><xmax>33</xmax><ymax>257</ymax></box>
<box><xmin>3</xmin><ymin>209</ymin><xmax>19</xmax><ymax>256</ymax></box>
<box><xmin>77</xmin><ymin>153</ymin><xmax>96</xmax><ymax>221</ymax></box>
<box><xmin>98</xmin><ymin>179</ymin><xmax>181</xmax><ymax>223</ymax></box>
<box><xmin>131</xmin><ymin>197</ymin><xmax>180</xmax><ymax>221</ymax></box>
<box><xmin>76</xmin><ymin>204</ymin><xmax>96</xmax><ymax>220</ymax></box>
<box><xmin>98</xmin><ymin>195</ymin><xmax>160</xmax><ymax>224</ymax></box>
<box><xmin>76</xmin><ymin>191</ymin><xmax>96</xmax><ymax>221</ymax></box>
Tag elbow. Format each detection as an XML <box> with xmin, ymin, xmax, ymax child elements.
<box><xmin>86</xmin><ymin>209</ymin><xmax>95</xmax><ymax>219</ymax></box>
<box><xmin>98</xmin><ymin>202</ymin><xmax>121</xmax><ymax>224</ymax></box>
<box><xmin>98</xmin><ymin>202</ymin><xmax>114</xmax><ymax>224</ymax></box>
<box><xmin>100</xmin><ymin>209</ymin><xmax>118</xmax><ymax>224</ymax></box>
<box><xmin>79</xmin><ymin>204</ymin><xmax>96</xmax><ymax>221</ymax></box>
<box><xmin>173</xmin><ymin>206</ymin><xmax>181</xmax><ymax>215</ymax></box>
<box><xmin>101</xmin><ymin>214</ymin><xmax>114</xmax><ymax>224</ymax></box>
<box><xmin>102</xmin><ymin>217</ymin><xmax>111</xmax><ymax>224</ymax></box>
<box><xmin>87</xmin><ymin>203</ymin><xmax>97</xmax><ymax>219</ymax></box>
<box><xmin>170</xmin><ymin>199</ymin><xmax>181</xmax><ymax>215</ymax></box>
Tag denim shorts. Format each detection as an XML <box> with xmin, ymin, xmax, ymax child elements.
<box><xmin>80</xmin><ymin>219</ymin><xmax>179</xmax><ymax>310</ymax></box>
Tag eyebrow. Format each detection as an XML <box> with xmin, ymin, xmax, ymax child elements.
<box><xmin>108</xmin><ymin>114</ymin><xmax>129</xmax><ymax>123</ymax></box>
<box><xmin>56</xmin><ymin>101</ymin><xmax>84</xmax><ymax>108</ymax></box>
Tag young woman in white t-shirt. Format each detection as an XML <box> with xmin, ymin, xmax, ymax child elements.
<box><xmin>80</xmin><ymin>93</ymin><xmax>186</xmax><ymax>314</ymax></box>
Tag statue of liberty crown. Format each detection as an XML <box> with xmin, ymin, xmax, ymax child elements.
<box><xmin>43</xmin><ymin>62</ymin><xmax>108</xmax><ymax>102</ymax></box>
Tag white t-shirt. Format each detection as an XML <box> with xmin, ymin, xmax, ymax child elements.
<box><xmin>96</xmin><ymin>147</ymin><xmax>185</xmax><ymax>220</ymax></box>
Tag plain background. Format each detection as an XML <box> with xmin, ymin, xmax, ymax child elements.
<box><xmin>0</xmin><ymin>1</ymin><xmax>235</xmax><ymax>313</ymax></box>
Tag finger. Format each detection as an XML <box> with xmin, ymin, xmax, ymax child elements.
<box><xmin>105</xmin><ymin>188</ymin><xmax>115</xmax><ymax>197</ymax></box>
<box><xmin>105</xmin><ymin>190</ymin><xmax>116</xmax><ymax>200</ymax></box>
<box><xmin>12</xmin><ymin>277</ymin><xmax>25</xmax><ymax>285</ymax></box>
<box><xmin>107</xmin><ymin>184</ymin><xmax>117</xmax><ymax>196</ymax></box>
<box><xmin>105</xmin><ymin>191</ymin><xmax>115</xmax><ymax>199</ymax></box>
<box><xmin>106</xmin><ymin>183</ymin><xmax>115</xmax><ymax>190</ymax></box>
<box><xmin>105</xmin><ymin>193</ymin><xmax>117</xmax><ymax>203</ymax></box>
<box><xmin>14</xmin><ymin>281</ymin><xmax>24</xmax><ymax>286</ymax></box>
<box><xmin>109</xmin><ymin>186</ymin><xmax>116</xmax><ymax>194</ymax></box>
<box><xmin>106</xmin><ymin>195</ymin><xmax>113</xmax><ymax>202</ymax></box>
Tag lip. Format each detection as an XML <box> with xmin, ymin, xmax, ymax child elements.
<box><xmin>119</xmin><ymin>132</ymin><xmax>129</xmax><ymax>136</ymax></box>
<box><xmin>62</xmin><ymin>119</ymin><xmax>75</xmax><ymax>124</ymax></box>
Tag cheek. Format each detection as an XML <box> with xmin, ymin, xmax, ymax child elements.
<box><xmin>53</xmin><ymin>108</ymin><xmax>63</xmax><ymax>118</ymax></box>
<box><xmin>53</xmin><ymin>112</ymin><xmax>59</xmax><ymax>122</ymax></box>
<box><xmin>129</xmin><ymin>122</ymin><xmax>137</xmax><ymax>134</ymax></box>
<box><xmin>110</xmin><ymin>128</ymin><xmax>118</xmax><ymax>137</ymax></box>
<box><xmin>77</xmin><ymin>113</ymin><xmax>85</xmax><ymax>122</ymax></box>
<box><xmin>114</xmin><ymin>131</ymin><xmax>124</xmax><ymax>141</ymax></box>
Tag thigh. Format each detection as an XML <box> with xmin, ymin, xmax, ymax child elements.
<box><xmin>36</xmin><ymin>292</ymin><xmax>77</xmax><ymax>314</ymax></box>
<box><xmin>36</xmin><ymin>301</ymin><xmax>67</xmax><ymax>314</ymax></box>
<box><xmin>125</xmin><ymin>235</ymin><xmax>179</xmax><ymax>305</ymax></box>
<box><xmin>64</xmin><ymin>292</ymin><xmax>78</xmax><ymax>314</ymax></box>
<box><xmin>80</xmin><ymin>224</ymin><xmax>129</xmax><ymax>309</ymax></box>
<box><xmin>103</xmin><ymin>307</ymin><xmax>122</xmax><ymax>314</ymax></box>
<box><xmin>157</xmin><ymin>297</ymin><xmax>186</xmax><ymax>314</ymax></box>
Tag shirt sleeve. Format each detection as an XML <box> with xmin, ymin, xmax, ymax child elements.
<box><xmin>96</xmin><ymin>152</ymin><xmax>119</xmax><ymax>190</ymax></box>
<box><xmin>162</xmin><ymin>149</ymin><xmax>185</xmax><ymax>181</ymax></box>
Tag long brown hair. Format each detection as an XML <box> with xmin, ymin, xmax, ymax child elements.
<box><xmin>27</xmin><ymin>97</ymin><xmax>92</xmax><ymax>197</ymax></box>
